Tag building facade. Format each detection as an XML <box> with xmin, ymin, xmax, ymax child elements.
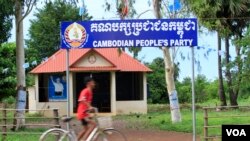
<box><xmin>28</xmin><ymin>48</ymin><xmax>151</xmax><ymax>116</ymax></box>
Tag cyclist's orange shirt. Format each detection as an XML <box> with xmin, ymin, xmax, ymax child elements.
<box><xmin>77</xmin><ymin>88</ymin><xmax>93</xmax><ymax>120</ymax></box>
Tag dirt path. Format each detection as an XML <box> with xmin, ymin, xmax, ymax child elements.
<box><xmin>65</xmin><ymin>119</ymin><xmax>200</xmax><ymax>141</ymax></box>
<box><xmin>120</xmin><ymin>129</ymin><xmax>200</xmax><ymax>141</ymax></box>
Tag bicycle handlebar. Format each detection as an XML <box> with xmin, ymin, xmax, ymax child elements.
<box><xmin>85</xmin><ymin>107</ymin><xmax>98</xmax><ymax>114</ymax></box>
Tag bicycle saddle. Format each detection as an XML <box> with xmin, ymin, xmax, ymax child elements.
<box><xmin>61</xmin><ymin>116</ymin><xmax>73</xmax><ymax>122</ymax></box>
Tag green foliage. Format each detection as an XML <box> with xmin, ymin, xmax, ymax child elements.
<box><xmin>176</xmin><ymin>77</ymin><xmax>191</xmax><ymax>103</ymax></box>
<box><xmin>178</xmin><ymin>76</ymin><xmax>223</xmax><ymax>103</ymax></box>
<box><xmin>184</xmin><ymin>0</ymin><xmax>250</xmax><ymax>37</ymax></box>
<box><xmin>147</xmin><ymin>57</ymin><xmax>168</xmax><ymax>104</ymax></box>
<box><xmin>26</xmin><ymin>0</ymin><xmax>92</xmax><ymax>62</ymax></box>
<box><xmin>195</xmin><ymin>75</ymin><xmax>209</xmax><ymax>102</ymax></box>
<box><xmin>2</xmin><ymin>96</ymin><xmax>15</xmax><ymax>105</ymax></box>
<box><xmin>147</xmin><ymin>58</ymin><xmax>224</xmax><ymax>104</ymax></box>
<box><xmin>0</xmin><ymin>43</ymin><xmax>17</xmax><ymax>99</ymax></box>
<box><xmin>234</xmin><ymin>26</ymin><xmax>250</xmax><ymax>99</ymax></box>
<box><xmin>0</xmin><ymin>0</ymin><xmax>14</xmax><ymax>43</ymax></box>
<box><xmin>147</xmin><ymin>57</ymin><xmax>181</xmax><ymax>104</ymax></box>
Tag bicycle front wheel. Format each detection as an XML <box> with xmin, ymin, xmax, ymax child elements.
<box><xmin>95</xmin><ymin>128</ymin><xmax>127</xmax><ymax>141</ymax></box>
<box><xmin>39</xmin><ymin>128</ymin><xmax>73</xmax><ymax>141</ymax></box>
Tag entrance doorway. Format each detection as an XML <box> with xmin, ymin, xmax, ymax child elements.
<box><xmin>74</xmin><ymin>72</ymin><xmax>111</xmax><ymax>113</ymax></box>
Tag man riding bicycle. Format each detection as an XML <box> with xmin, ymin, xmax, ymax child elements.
<box><xmin>77</xmin><ymin>76</ymin><xmax>96</xmax><ymax>141</ymax></box>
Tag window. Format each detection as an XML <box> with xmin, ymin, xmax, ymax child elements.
<box><xmin>38</xmin><ymin>73</ymin><xmax>66</xmax><ymax>102</ymax></box>
<box><xmin>116</xmin><ymin>72</ymin><xmax>143</xmax><ymax>101</ymax></box>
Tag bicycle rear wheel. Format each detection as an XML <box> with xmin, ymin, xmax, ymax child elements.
<box><xmin>95</xmin><ymin>128</ymin><xmax>127</xmax><ymax>141</ymax></box>
<box><xmin>39</xmin><ymin>128</ymin><xmax>73</xmax><ymax>141</ymax></box>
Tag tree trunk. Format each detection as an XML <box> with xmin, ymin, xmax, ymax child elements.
<box><xmin>232</xmin><ymin>38</ymin><xmax>242</xmax><ymax>106</ymax></box>
<box><xmin>13</xmin><ymin>0</ymin><xmax>26</xmax><ymax>130</ymax></box>
<box><xmin>153</xmin><ymin>0</ymin><xmax>181</xmax><ymax>123</ymax></box>
<box><xmin>217</xmin><ymin>33</ymin><xmax>227</xmax><ymax>106</ymax></box>
<box><xmin>224</xmin><ymin>36</ymin><xmax>238</xmax><ymax>106</ymax></box>
<box><xmin>15</xmin><ymin>1</ymin><xmax>26</xmax><ymax>87</ymax></box>
<box><xmin>163</xmin><ymin>48</ymin><xmax>182</xmax><ymax>122</ymax></box>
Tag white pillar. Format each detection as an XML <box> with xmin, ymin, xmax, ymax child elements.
<box><xmin>69</xmin><ymin>72</ymin><xmax>74</xmax><ymax>116</ymax></box>
<box><xmin>35</xmin><ymin>74</ymin><xmax>39</xmax><ymax>102</ymax></box>
<box><xmin>34</xmin><ymin>74</ymin><xmax>39</xmax><ymax>111</ymax></box>
<box><xmin>110</xmin><ymin>72</ymin><xmax>116</xmax><ymax>115</ymax></box>
<box><xmin>143</xmin><ymin>72</ymin><xmax>148</xmax><ymax>113</ymax></box>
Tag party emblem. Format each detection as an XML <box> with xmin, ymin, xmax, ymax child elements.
<box><xmin>64</xmin><ymin>22</ymin><xmax>87</xmax><ymax>48</ymax></box>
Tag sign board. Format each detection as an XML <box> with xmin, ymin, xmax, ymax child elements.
<box><xmin>49</xmin><ymin>75</ymin><xmax>67</xmax><ymax>101</ymax></box>
<box><xmin>61</xmin><ymin>18</ymin><xmax>197</xmax><ymax>49</ymax></box>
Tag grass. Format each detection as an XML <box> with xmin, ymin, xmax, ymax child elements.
<box><xmin>0</xmin><ymin>111</ymin><xmax>52</xmax><ymax>141</ymax></box>
<box><xmin>0</xmin><ymin>128</ymin><xmax>46</xmax><ymax>141</ymax></box>
<box><xmin>1</xmin><ymin>103</ymin><xmax>250</xmax><ymax>140</ymax></box>
<box><xmin>114</xmin><ymin>104</ymin><xmax>250</xmax><ymax>139</ymax></box>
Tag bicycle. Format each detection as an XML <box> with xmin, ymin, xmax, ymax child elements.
<box><xmin>39</xmin><ymin>108</ymin><xmax>127</xmax><ymax>141</ymax></box>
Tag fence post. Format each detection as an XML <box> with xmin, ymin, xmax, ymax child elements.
<box><xmin>53</xmin><ymin>109</ymin><xmax>60</xmax><ymax>140</ymax></box>
<box><xmin>204</xmin><ymin>108</ymin><xmax>208</xmax><ymax>141</ymax></box>
<box><xmin>53</xmin><ymin>109</ymin><xmax>60</xmax><ymax>128</ymax></box>
<box><xmin>2</xmin><ymin>104</ymin><xmax>7</xmax><ymax>141</ymax></box>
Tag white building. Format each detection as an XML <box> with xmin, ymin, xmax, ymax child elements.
<box><xmin>28</xmin><ymin>48</ymin><xmax>151</xmax><ymax>116</ymax></box>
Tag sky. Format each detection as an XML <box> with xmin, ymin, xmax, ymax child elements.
<box><xmin>8</xmin><ymin>0</ymin><xmax>236</xmax><ymax>81</ymax></box>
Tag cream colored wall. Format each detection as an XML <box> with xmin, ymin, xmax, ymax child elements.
<box><xmin>69</xmin><ymin>72</ymin><xmax>74</xmax><ymax>116</ymax></box>
<box><xmin>28</xmin><ymin>72</ymin><xmax>148</xmax><ymax>116</ymax></box>
<box><xmin>143</xmin><ymin>72</ymin><xmax>147</xmax><ymax>112</ymax></box>
<box><xmin>116</xmin><ymin>101</ymin><xmax>147</xmax><ymax>114</ymax></box>
<box><xmin>74</xmin><ymin>52</ymin><xmax>112</xmax><ymax>67</ymax></box>
<box><xmin>110</xmin><ymin>72</ymin><xmax>116</xmax><ymax>114</ymax></box>
<box><xmin>28</xmin><ymin>86</ymin><xmax>36</xmax><ymax>113</ymax></box>
<box><xmin>28</xmin><ymin>74</ymin><xmax>74</xmax><ymax>117</ymax></box>
<box><xmin>115</xmin><ymin>72</ymin><xmax>148</xmax><ymax>114</ymax></box>
<box><xmin>36</xmin><ymin>102</ymin><xmax>67</xmax><ymax>117</ymax></box>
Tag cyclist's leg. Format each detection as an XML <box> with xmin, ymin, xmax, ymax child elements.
<box><xmin>81</xmin><ymin>118</ymin><xmax>97</xmax><ymax>140</ymax></box>
<box><xmin>77</xmin><ymin>119</ymin><xmax>88</xmax><ymax>140</ymax></box>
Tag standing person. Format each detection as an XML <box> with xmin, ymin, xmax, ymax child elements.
<box><xmin>50</xmin><ymin>76</ymin><xmax>64</xmax><ymax>96</ymax></box>
<box><xmin>77</xmin><ymin>77</ymin><xmax>96</xmax><ymax>140</ymax></box>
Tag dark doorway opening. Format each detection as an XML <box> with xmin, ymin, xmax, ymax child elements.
<box><xmin>116</xmin><ymin>72</ymin><xmax>143</xmax><ymax>101</ymax></box>
<box><xmin>74</xmin><ymin>72</ymin><xmax>111</xmax><ymax>113</ymax></box>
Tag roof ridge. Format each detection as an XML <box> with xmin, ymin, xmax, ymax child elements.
<box><xmin>93</xmin><ymin>49</ymin><xmax>117</xmax><ymax>67</ymax></box>
<box><xmin>69</xmin><ymin>49</ymin><xmax>91</xmax><ymax>67</ymax></box>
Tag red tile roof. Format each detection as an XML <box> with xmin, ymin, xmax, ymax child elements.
<box><xmin>31</xmin><ymin>48</ymin><xmax>151</xmax><ymax>73</ymax></box>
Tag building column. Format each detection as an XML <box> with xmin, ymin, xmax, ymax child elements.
<box><xmin>69</xmin><ymin>72</ymin><xmax>74</xmax><ymax>116</ymax></box>
<box><xmin>110</xmin><ymin>71</ymin><xmax>116</xmax><ymax>114</ymax></box>
<box><xmin>35</xmin><ymin>74</ymin><xmax>39</xmax><ymax>102</ymax></box>
<box><xmin>143</xmin><ymin>72</ymin><xmax>148</xmax><ymax>112</ymax></box>
<box><xmin>29</xmin><ymin>74</ymin><xmax>38</xmax><ymax>114</ymax></box>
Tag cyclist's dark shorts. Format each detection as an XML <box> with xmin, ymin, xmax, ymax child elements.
<box><xmin>81</xmin><ymin>119</ymin><xmax>88</xmax><ymax>126</ymax></box>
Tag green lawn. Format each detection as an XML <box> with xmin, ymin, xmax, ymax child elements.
<box><xmin>0</xmin><ymin>112</ymin><xmax>52</xmax><ymax>141</ymax></box>
<box><xmin>1</xmin><ymin>104</ymin><xmax>250</xmax><ymax>141</ymax></box>
<box><xmin>0</xmin><ymin>128</ymin><xmax>45</xmax><ymax>141</ymax></box>
<box><xmin>115</xmin><ymin>104</ymin><xmax>250</xmax><ymax>139</ymax></box>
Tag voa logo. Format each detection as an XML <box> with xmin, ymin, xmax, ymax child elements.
<box><xmin>226</xmin><ymin>129</ymin><xmax>246</xmax><ymax>136</ymax></box>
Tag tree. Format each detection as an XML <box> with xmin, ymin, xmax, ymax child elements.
<box><xmin>183</xmin><ymin>0</ymin><xmax>227</xmax><ymax>106</ymax></box>
<box><xmin>0</xmin><ymin>43</ymin><xmax>17</xmax><ymax>100</ymax></box>
<box><xmin>26</xmin><ymin>0</ymin><xmax>92</xmax><ymax>62</ymax></box>
<box><xmin>195</xmin><ymin>75</ymin><xmax>209</xmax><ymax>102</ymax></box>
<box><xmin>103</xmin><ymin>0</ymin><xmax>182</xmax><ymax>122</ymax></box>
<box><xmin>0</xmin><ymin>0</ymin><xmax>14</xmax><ymax>44</ymax></box>
<box><xmin>184</xmin><ymin>0</ymin><xmax>250</xmax><ymax>106</ymax></box>
<box><xmin>206</xmin><ymin>0</ymin><xmax>250</xmax><ymax>106</ymax></box>
<box><xmin>152</xmin><ymin>0</ymin><xmax>182</xmax><ymax>123</ymax></box>
<box><xmin>11</xmin><ymin>0</ymin><xmax>37</xmax><ymax>130</ymax></box>
<box><xmin>147</xmin><ymin>57</ymin><xmax>180</xmax><ymax>104</ymax></box>
<box><xmin>147</xmin><ymin>57</ymin><xmax>167</xmax><ymax>104</ymax></box>
<box><xmin>234</xmin><ymin>26</ymin><xmax>250</xmax><ymax>99</ymax></box>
